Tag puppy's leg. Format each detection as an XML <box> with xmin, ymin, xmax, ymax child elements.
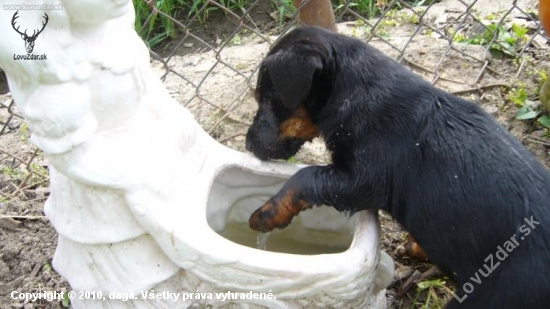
<box><xmin>405</xmin><ymin>235</ymin><xmax>429</xmax><ymax>261</ymax></box>
<box><xmin>249</xmin><ymin>165</ymin><xmax>374</xmax><ymax>232</ymax></box>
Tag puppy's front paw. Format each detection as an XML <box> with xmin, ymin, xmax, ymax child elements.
<box><xmin>249</xmin><ymin>191</ymin><xmax>312</xmax><ymax>233</ymax></box>
<box><xmin>249</xmin><ymin>200</ymin><xmax>289</xmax><ymax>233</ymax></box>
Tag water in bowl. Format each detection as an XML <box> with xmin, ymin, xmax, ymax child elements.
<box><xmin>219</xmin><ymin>217</ymin><xmax>353</xmax><ymax>255</ymax></box>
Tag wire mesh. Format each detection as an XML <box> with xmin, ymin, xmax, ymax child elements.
<box><xmin>137</xmin><ymin>0</ymin><xmax>548</xmax><ymax>148</ymax></box>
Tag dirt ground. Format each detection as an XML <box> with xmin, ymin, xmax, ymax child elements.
<box><xmin>1</xmin><ymin>0</ymin><xmax>549</xmax><ymax>308</ymax></box>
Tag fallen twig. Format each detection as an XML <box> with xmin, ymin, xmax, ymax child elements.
<box><xmin>218</xmin><ymin>133</ymin><xmax>246</xmax><ymax>143</ymax></box>
<box><xmin>28</xmin><ymin>263</ymin><xmax>42</xmax><ymax>280</ymax></box>
<box><xmin>397</xmin><ymin>270</ymin><xmax>421</xmax><ymax>297</ymax></box>
<box><xmin>0</xmin><ymin>214</ymin><xmax>46</xmax><ymax>220</ymax></box>
<box><xmin>523</xmin><ymin>135</ymin><xmax>550</xmax><ymax>147</ymax></box>
<box><xmin>450</xmin><ymin>83</ymin><xmax>510</xmax><ymax>95</ymax></box>
<box><xmin>0</xmin><ymin>148</ymin><xmax>27</xmax><ymax>165</ymax></box>
<box><xmin>8</xmin><ymin>179</ymin><xmax>47</xmax><ymax>199</ymax></box>
<box><xmin>25</xmin><ymin>196</ymin><xmax>49</xmax><ymax>203</ymax></box>
<box><xmin>397</xmin><ymin>265</ymin><xmax>442</xmax><ymax>297</ymax></box>
<box><xmin>0</xmin><ymin>217</ymin><xmax>21</xmax><ymax>231</ymax></box>
<box><xmin>515</xmin><ymin>57</ymin><xmax>527</xmax><ymax>80</ymax></box>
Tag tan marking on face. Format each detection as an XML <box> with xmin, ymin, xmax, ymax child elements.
<box><xmin>278</xmin><ymin>106</ymin><xmax>319</xmax><ymax>141</ymax></box>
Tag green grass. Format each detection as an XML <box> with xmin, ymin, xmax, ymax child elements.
<box><xmin>133</xmin><ymin>0</ymin><xmax>180</xmax><ymax>48</ymax></box>
<box><xmin>272</xmin><ymin>0</ymin><xmax>295</xmax><ymax>28</ymax></box>
<box><xmin>334</xmin><ymin>0</ymin><xmax>382</xmax><ymax>19</ymax></box>
<box><xmin>132</xmin><ymin>0</ymin><xmax>258</xmax><ymax>48</ymax></box>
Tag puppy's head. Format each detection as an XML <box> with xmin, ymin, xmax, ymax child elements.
<box><xmin>246</xmin><ymin>29</ymin><xmax>331</xmax><ymax>160</ymax></box>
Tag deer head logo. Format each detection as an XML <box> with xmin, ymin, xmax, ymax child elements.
<box><xmin>11</xmin><ymin>11</ymin><xmax>49</xmax><ymax>54</ymax></box>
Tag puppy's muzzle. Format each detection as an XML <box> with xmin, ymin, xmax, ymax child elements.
<box><xmin>246</xmin><ymin>111</ymin><xmax>279</xmax><ymax>160</ymax></box>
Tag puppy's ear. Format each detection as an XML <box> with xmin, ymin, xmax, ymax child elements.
<box><xmin>262</xmin><ymin>50</ymin><xmax>323</xmax><ymax>110</ymax></box>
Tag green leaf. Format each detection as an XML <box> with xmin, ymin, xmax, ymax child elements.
<box><xmin>538</xmin><ymin>116</ymin><xmax>550</xmax><ymax>128</ymax></box>
<box><xmin>516</xmin><ymin>106</ymin><xmax>530</xmax><ymax>115</ymax></box>
<box><xmin>511</xmin><ymin>23</ymin><xmax>528</xmax><ymax>37</ymax></box>
<box><xmin>417</xmin><ymin>279</ymin><xmax>446</xmax><ymax>291</ymax></box>
<box><xmin>489</xmin><ymin>48</ymin><xmax>505</xmax><ymax>59</ymax></box>
<box><xmin>379</xmin><ymin>32</ymin><xmax>390</xmax><ymax>40</ymax></box>
<box><xmin>511</xmin><ymin>88</ymin><xmax>528</xmax><ymax>106</ymax></box>
<box><xmin>503</xmin><ymin>36</ymin><xmax>515</xmax><ymax>44</ymax></box>
<box><xmin>62</xmin><ymin>292</ymin><xmax>70</xmax><ymax>307</ymax></box>
<box><xmin>146</xmin><ymin>32</ymin><xmax>169</xmax><ymax>48</ymax></box>
<box><xmin>500</xmin><ymin>31</ymin><xmax>513</xmax><ymax>43</ymax></box>
<box><xmin>516</xmin><ymin>110</ymin><xmax>540</xmax><ymax>120</ymax></box>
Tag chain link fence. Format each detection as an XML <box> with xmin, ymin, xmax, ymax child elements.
<box><xmin>139</xmin><ymin>0</ymin><xmax>548</xmax><ymax>152</ymax></box>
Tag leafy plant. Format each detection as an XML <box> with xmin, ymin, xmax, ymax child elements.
<box><xmin>454</xmin><ymin>23</ymin><xmax>529</xmax><ymax>57</ymax></box>
<box><xmin>43</xmin><ymin>261</ymin><xmax>52</xmax><ymax>271</ymax></box>
<box><xmin>538</xmin><ymin>116</ymin><xmax>550</xmax><ymax>128</ymax></box>
<box><xmin>509</xmin><ymin>78</ymin><xmax>550</xmax><ymax>129</ymax></box>
<box><xmin>1</xmin><ymin>166</ymin><xmax>24</xmax><ymax>180</ymax></box>
<box><xmin>509</xmin><ymin>87</ymin><xmax>528</xmax><ymax>107</ymax></box>
<box><xmin>515</xmin><ymin>106</ymin><xmax>550</xmax><ymax>128</ymax></box>
<box><xmin>512</xmin><ymin>92</ymin><xmax>550</xmax><ymax>129</ymax></box>
<box><xmin>516</xmin><ymin>105</ymin><xmax>540</xmax><ymax>120</ymax></box>
<box><xmin>31</xmin><ymin>162</ymin><xmax>48</xmax><ymax>176</ymax></box>
<box><xmin>61</xmin><ymin>292</ymin><xmax>71</xmax><ymax>307</ymax></box>
<box><xmin>230</xmin><ymin>34</ymin><xmax>242</xmax><ymax>45</ymax></box>
<box><xmin>413</xmin><ymin>278</ymin><xmax>452</xmax><ymax>309</ymax></box>
<box><xmin>19</xmin><ymin>122</ymin><xmax>29</xmax><ymax>141</ymax></box>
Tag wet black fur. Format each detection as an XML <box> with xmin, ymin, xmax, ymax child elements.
<box><xmin>246</xmin><ymin>26</ymin><xmax>550</xmax><ymax>309</ymax></box>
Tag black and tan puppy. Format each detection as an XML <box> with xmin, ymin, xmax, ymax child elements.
<box><xmin>246</xmin><ymin>26</ymin><xmax>550</xmax><ymax>309</ymax></box>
